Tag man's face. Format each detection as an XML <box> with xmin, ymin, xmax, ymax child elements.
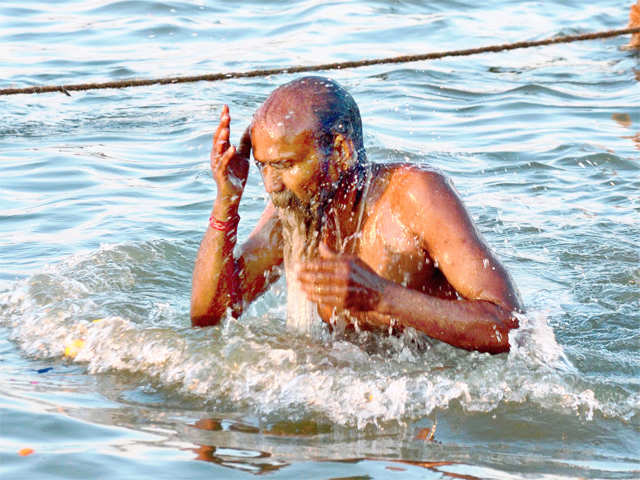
<box><xmin>251</xmin><ymin>120</ymin><xmax>329</xmax><ymax>212</ymax></box>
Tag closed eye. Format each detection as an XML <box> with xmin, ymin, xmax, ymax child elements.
<box><xmin>254</xmin><ymin>159</ymin><xmax>294</xmax><ymax>170</ymax></box>
<box><xmin>271</xmin><ymin>160</ymin><xmax>293</xmax><ymax>170</ymax></box>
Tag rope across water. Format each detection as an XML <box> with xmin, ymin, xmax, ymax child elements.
<box><xmin>1</xmin><ymin>26</ymin><xmax>639</xmax><ymax>96</ymax></box>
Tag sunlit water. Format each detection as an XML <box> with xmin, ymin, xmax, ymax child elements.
<box><xmin>1</xmin><ymin>1</ymin><xmax>639</xmax><ymax>478</ymax></box>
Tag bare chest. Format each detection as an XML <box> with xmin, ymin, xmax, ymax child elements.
<box><xmin>356</xmin><ymin>203</ymin><xmax>437</xmax><ymax>291</ymax></box>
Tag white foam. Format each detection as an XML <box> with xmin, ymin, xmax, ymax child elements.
<box><xmin>1</xmin><ymin>242</ymin><xmax>636</xmax><ymax>428</ymax></box>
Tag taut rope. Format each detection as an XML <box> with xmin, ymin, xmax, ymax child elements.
<box><xmin>1</xmin><ymin>27</ymin><xmax>639</xmax><ymax>97</ymax></box>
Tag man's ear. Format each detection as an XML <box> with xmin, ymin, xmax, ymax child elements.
<box><xmin>331</xmin><ymin>134</ymin><xmax>355</xmax><ymax>174</ymax></box>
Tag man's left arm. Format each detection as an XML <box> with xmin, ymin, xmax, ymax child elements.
<box><xmin>298</xmin><ymin>168</ymin><xmax>523</xmax><ymax>354</ymax></box>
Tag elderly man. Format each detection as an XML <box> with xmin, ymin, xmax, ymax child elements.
<box><xmin>191</xmin><ymin>76</ymin><xmax>522</xmax><ymax>353</ymax></box>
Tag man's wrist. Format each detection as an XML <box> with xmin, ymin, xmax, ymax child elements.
<box><xmin>376</xmin><ymin>280</ymin><xmax>404</xmax><ymax>317</ymax></box>
<box><xmin>209</xmin><ymin>213</ymin><xmax>240</xmax><ymax>231</ymax></box>
<box><xmin>212</xmin><ymin>197</ymin><xmax>240</xmax><ymax>222</ymax></box>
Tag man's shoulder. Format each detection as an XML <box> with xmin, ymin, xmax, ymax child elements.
<box><xmin>376</xmin><ymin>162</ymin><xmax>452</xmax><ymax>200</ymax></box>
<box><xmin>369</xmin><ymin>162</ymin><xmax>468</xmax><ymax>232</ymax></box>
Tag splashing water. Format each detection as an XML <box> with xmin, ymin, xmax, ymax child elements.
<box><xmin>278</xmin><ymin>208</ymin><xmax>325</xmax><ymax>337</ymax></box>
<box><xmin>0</xmin><ymin>238</ymin><xmax>637</xmax><ymax>437</ymax></box>
<box><xmin>1</xmin><ymin>0</ymin><xmax>640</xmax><ymax>476</ymax></box>
<box><xmin>285</xmin><ymin>263</ymin><xmax>325</xmax><ymax>337</ymax></box>
<box><xmin>281</xmin><ymin>161</ymin><xmax>372</xmax><ymax>337</ymax></box>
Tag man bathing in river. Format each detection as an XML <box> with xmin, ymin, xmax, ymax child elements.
<box><xmin>191</xmin><ymin>76</ymin><xmax>523</xmax><ymax>354</ymax></box>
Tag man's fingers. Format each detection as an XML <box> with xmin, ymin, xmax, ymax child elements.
<box><xmin>213</xmin><ymin>106</ymin><xmax>230</xmax><ymax>137</ymax></box>
<box><xmin>304</xmin><ymin>290</ymin><xmax>334</xmax><ymax>305</ymax></box>
<box><xmin>218</xmin><ymin>145</ymin><xmax>236</xmax><ymax>171</ymax></box>
<box><xmin>319</xmin><ymin>242</ymin><xmax>338</xmax><ymax>259</ymax></box>
<box><xmin>301</xmin><ymin>283</ymin><xmax>346</xmax><ymax>307</ymax></box>
<box><xmin>298</xmin><ymin>267</ymin><xmax>343</xmax><ymax>291</ymax></box>
<box><xmin>212</xmin><ymin>106</ymin><xmax>231</xmax><ymax>153</ymax></box>
<box><xmin>211</xmin><ymin>143</ymin><xmax>233</xmax><ymax>170</ymax></box>
<box><xmin>302</xmin><ymin>282</ymin><xmax>342</xmax><ymax>295</ymax></box>
<box><xmin>213</xmin><ymin>127</ymin><xmax>230</xmax><ymax>156</ymax></box>
<box><xmin>300</xmin><ymin>256</ymin><xmax>343</xmax><ymax>271</ymax></box>
<box><xmin>298</xmin><ymin>259</ymin><xmax>348</xmax><ymax>284</ymax></box>
<box><xmin>237</xmin><ymin>125</ymin><xmax>252</xmax><ymax>159</ymax></box>
<box><xmin>298</xmin><ymin>269</ymin><xmax>322</xmax><ymax>286</ymax></box>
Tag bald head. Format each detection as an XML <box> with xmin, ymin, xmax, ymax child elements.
<box><xmin>253</xmin><ymin>76</ymin><xmax>364</xmax><ymax>156</ymax></box>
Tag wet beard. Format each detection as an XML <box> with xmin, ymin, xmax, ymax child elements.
<box><xmin>272</xmin><ymin>162</ymin><xmax>366</xmax><ymax>261</ymax></box>
<box><xmin>271</xmin><ymin>164</ymin><xmax>368</xmax><ymax>336</ymax></box>
<box><xmin>271</xmin><ymin>189</ymin><xmax>326</xmax><ymax>259</ymax></box>
<box><xmin>272</xmin><ymin>188</ymin><xmax>331</xmax><ymax>336</ymax></box>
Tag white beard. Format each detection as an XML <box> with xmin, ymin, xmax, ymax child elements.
<box><xmin>276</xmin><ymin>205</ymin><xmax>325</xmax><ymax>337</ymax></box>
<box><xmin>271</xmin><ymin>164</ymin><xmax>364</xmax><ymax>337</ymax></box>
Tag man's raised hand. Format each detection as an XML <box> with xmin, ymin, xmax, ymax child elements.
<box><xmin>210</xmin><ymin>104</ymin><xmax>251</xmax><ymax>209</ymax></box>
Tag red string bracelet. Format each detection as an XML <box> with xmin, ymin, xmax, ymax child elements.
<box><xmin>209</xmin><ymin>213</ymin><xmax>240</xmax><ymax>231</ymax></box>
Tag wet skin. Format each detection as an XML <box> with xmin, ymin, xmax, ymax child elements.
<box><xmin>630</xmin><ymin>1</ymin><xmax>640</xmax><ymax>48</ymax></box>
<box><xmin>191</xmin><ymin>98</ymin><xmax>523</xmax><ymax>354</ymax></box>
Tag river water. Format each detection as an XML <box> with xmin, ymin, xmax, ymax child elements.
<box><xmin>1</xmin><ymin>1</ymin><xmax>639</xmax><ymax>478</ymax></box>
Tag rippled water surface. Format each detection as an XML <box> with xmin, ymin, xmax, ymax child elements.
<box><xmin>1</xmin><ymin>1</ymin><xmax>639</xmax><ymax>478</ymax></box>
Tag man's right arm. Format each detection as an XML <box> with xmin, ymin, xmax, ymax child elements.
<box><xmin>190</xmin><ymin>105</ymin><xmax>282</xmax><ymax>326</ymax></box>
<box><xmin>190</xmin><ymin>202</ymin><xmax>283</xmax><ymax>326</ymax></box>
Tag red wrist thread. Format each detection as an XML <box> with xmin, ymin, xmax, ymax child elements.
<box><xmin>209</xmin><ymin>213</ymin><xmax>240</xmax><ymax>231</ymax></box>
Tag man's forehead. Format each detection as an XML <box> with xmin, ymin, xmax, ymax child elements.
<box><xmin>251</xmin><ymin>120</ymin><xmax>315</xmax><ymax>161</ymax></box>
<box><xmin>250</xmin><ymin>83</ymin><xmax>329</xmax><ymax>160</ymax></box>
<box><xmin>254</xmin><ymin>103</ymin><xmax>315</xmax><ymax>136</ymax></box>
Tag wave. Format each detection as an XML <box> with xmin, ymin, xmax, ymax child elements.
<box><xmin>1</xmin><ymin>240</ymin><xmax>635</xmax><ymax>429</ymax></box>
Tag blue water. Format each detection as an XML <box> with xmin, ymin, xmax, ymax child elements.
<box><xmin>1</xmin><ymin>1</ymin><xmax>639</xmax><ymax>478</ymax></box>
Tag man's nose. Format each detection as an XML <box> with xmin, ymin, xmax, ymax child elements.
<box><xmin>262</xmin><ymin>165</ymin><xmax>284</xmax><ymax>193</ymax></box>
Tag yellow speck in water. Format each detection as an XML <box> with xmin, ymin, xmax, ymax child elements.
<box><xmin>415</xmin><ymin>418</ymin><xmax>437</xmax><ymax>442</ymax></box>
<box><xmin>64</xmin><ymin>339</ymin><xmax>84</xmax><ymax>358</ymax></box>
<box><xmin>92</xmin><ymin>318</ymin><xmax>104</xmax><ymax>323</ymax></box>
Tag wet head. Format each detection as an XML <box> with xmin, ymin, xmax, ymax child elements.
<box><xmin>250</xmin><ymin>76</ymin><xmax>366</xmax><ymax>224</ymax></box>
